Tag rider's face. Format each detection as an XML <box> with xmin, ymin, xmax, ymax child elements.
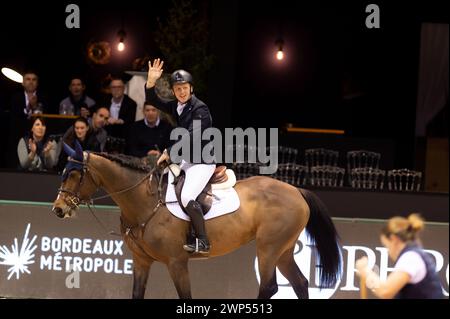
<box><xmin>172</xmin><ymin>83</ymin><xmax>192</xmax><ymax>104</ymax></box>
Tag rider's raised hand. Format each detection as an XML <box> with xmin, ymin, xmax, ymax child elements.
<box><xmin>147</xmin><ymin>58</ymin><xmax>164</xmax><ymax>88</ymax></box>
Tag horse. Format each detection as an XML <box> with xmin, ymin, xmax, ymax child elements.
<box><xmin>52</xmin><ymin>143</ymin><xmax>341</xmax><ymax>299</ymax></box>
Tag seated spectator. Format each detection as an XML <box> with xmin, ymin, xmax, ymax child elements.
<box><xmin>126</xmin><ymin>102</ymin><xmax>172</xmax><ymax>158</ymax></box>
<box><xmin>8</xmin><ymin>71</ymin><xmax>48</xmax><ymax>168</ymax></box>
<box><xmin>11</xmin><ymin>71</ymin><xmax>46</xmax><ymax>118</ymax></box>
<box><xmin>88</xmin><ymin>106</ymin><xmax>110</xmax><ymax>152</ymax></box>
<box><xmin>57</xmin><ymin>117</ymin><xmax>101</xmax><ymax>172</ymax></box>
<box><xmin>17</xmin><ymin>116</ymin><xmax>57</xmax><ymax>171</ymax></box>
<box><xmin>105</xmin><ymin>78</ymin><xmax>137</xmax><ymax>139</ymax></box>
<box><xmin>59</xmin><ymin>78</ymin><xmax>96</xmax><ymax>117</ymax></box>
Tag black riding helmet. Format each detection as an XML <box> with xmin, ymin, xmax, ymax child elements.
<box><xmin>170</xmin><ymin>69</ymin><xmax>193</xmax><ymax>87</ymax></box>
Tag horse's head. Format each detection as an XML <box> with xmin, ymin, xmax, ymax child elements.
<box><xmin>52</xmin><ymin>141</ymin><xmax>98</xmax><ymax>218</ymax></box>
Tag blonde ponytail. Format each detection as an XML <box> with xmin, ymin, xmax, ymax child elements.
<box><xmin>383</xmin><ymin>213</ymin><xmax>425</xmax><ymax>242</ymax></box>
<box><xmin>407</xmin><ymin>213</ymin><xmax>425</xmax><ymax>233</ymax></box>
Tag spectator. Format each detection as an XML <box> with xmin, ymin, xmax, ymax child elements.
<box><xmin>57</xmin><ymin>117</ymin><xmax>100</xmax><ymax>172</ymax></box>
<box><xmin>11</xmin><ymin>71</ymin><xmax>46</xmax><ymax>118</ymax></box>
<box><xmin>17</xmin><ymin>116</ymin><xmax>57</xmax><ymax>171</ymax></box>
<box><xmin>8</xmin><ymin>71</ymin><xmax>47</xmax><ymax>167</ymax></box>
<box><xmin>105</xmin><ymin>78</ymin><xmax>137</xmax><ymax>139</ymax></box>
<box><xmin>88</xmin><ymin>106</ymin><xmax>110</xmax><ymax>152</ymax></box>
<box><xmin>59</xmin><ymin>78</ymin><xmax>96</xmax><ymax>117</ymax></box>
<box><xmin>126</xmin><ymin>102</ymin><xmax>172</xmax><ymax>158</ymax></box>
<box><xmin>356</xmin><ymin>213</ymin><xmax>444</xmax><ymax>299</ymax></box>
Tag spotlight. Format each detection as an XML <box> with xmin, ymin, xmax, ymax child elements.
<box><xmin>1</xmin><ymin>67</ymin><xmax>23</xmax><ymax>83</ymax></box>
<box><xmin>117</xmin><ymin>29</ymin><xmax>126</xmax><ymax>52</ymax></box>
<box><xmin>275</xmin><ymin>39</ymin><xmax>284</xmax><ymax>61</ymax></box>
<box><xmin>276</xmin><ymin>49</ymin><xmax>284</xmax><ymax>60</ymax></box>
<box><xmin>117</xmin><ymin>41</ymin><xmax>125</xmax><ymax>52</ymax></box>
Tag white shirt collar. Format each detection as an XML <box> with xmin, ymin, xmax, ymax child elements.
<box><xmin>177</xmin><ymin>102</ymin><xmax>187</xmax><ymax>116</ymax></box>
<box><xmin>144</xmin><ymin>117</ymin><xmax>160</xmax><ymax>128</ymax></box>
<box><xmin>111</xmin><ymin>96</ymin><xmax>124</xmax><ymax>105</ymax></box>
<box><xmin>110</xmin><ymin>97</ymin><xmax>123</xmax><ymax>120</ymax></box>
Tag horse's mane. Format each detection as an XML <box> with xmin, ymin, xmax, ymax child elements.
<box><xmin>93</xmin><ymin>152</ymin><xmax>156</xmax><ymax>173</ymax></box>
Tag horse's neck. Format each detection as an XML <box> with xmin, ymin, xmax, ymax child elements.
<box><xmin>89</xmin><ymin>154</ymin><xmax>158</xmax><ymax>225</ymax></box>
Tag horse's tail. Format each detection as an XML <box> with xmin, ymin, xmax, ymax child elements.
<box><xmin>299</xmin><ymin>188</ymin><xmax>341</xmax><ymax>288</ymax></box>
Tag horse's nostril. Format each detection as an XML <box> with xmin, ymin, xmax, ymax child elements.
<box><xmin>52</xmin><ymin>207</ymin><xmax>64</xmax><ymax>218</ymax></box>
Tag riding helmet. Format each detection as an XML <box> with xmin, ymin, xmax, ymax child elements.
<box><xmin>170</xmin><ymin>70</ymin><xmax>193</xmax><ymax>87</ymax></box>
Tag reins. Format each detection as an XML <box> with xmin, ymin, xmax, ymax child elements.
<box><xmin>59</xmin><ymin>156</ymin><xmax>163</xmax><ymax>236</ymax></box>
<box><xmin>58</xmin><ymin>154</ymin><xmax>180</xmax><ymax>261</ymax></box>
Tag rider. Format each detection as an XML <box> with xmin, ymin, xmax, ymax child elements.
<box><xmin>145</xmin><ymin>58</ymin><xmax>215</xmax><ymax>254</ymax></box>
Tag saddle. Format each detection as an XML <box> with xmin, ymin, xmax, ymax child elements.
<box><xmin>162</xmin><ymin>165</ymin><xmax>235</xmax><ymax>214</ymax></box>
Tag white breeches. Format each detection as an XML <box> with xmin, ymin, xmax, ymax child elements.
<box><xmin>175</xmin><ymin>161</ymin><xmax>216</xmax><ymax>207</ymax></box>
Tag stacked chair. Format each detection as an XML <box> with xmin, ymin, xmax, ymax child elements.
<box><xmin>305</xmin><ymin>148</ymin><xmax>345</xmax><ymax>187</ymax></box>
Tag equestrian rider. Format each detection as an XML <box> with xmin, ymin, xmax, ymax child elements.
<box><xmin>145</xmin><ymin>58</ymin><xmax>215</xmax><ymax>254</ymax></box>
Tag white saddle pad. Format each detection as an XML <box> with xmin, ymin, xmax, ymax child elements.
<box><xmin>165</xmin><ymin>172</ymin><xmax>240</xmax><ymax>221</ymax></box>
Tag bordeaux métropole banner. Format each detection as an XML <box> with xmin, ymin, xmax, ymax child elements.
<box><xmin>0</xmin><ymin>201</ymin><xmax>448</xmax><ymax>299</ymax></box>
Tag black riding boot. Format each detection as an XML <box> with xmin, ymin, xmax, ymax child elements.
<box><xmin>185</xmin><ymin>223</ymin><xmax>196</xmax><ymax>247</ymax></box>
<box><xmin>183</xmin><ymin>200</ymin><xmax>210</xmax><ymax>254</ymax></box>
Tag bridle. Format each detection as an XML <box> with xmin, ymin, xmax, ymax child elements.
<box><xmin>57</xmin><ymin>156</ymin><xmax>92</xmax><ymax>211</ymax></box>
<box><xmin>57</xmin><ymin>153</ymin><xmax>184</xmax><ymax>261</ymax></box>
<box><xmin>57</xmin><ymin>153</ymin><xmax>164</xmax><ymax>225</ymax></box>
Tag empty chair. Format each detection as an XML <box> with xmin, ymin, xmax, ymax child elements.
<box><xmin>347</xmin><ymin>150</ymin><xmax>381</xmax><ymax>171</ymax></box>
<box><xmin>349</xmin><ymin>167</ymin><xmax>386</xmax><ymax>190</ymax></box>
<box><xmin>310</xmin><ymin>166</ymin><xmax>345</xmax><ymax>187</ymax></box>
<box><xmin>305</xmin><ymin>148</ymin><xmax>344</xmax><ymax>187</ymax></box>
<box><xmin>305</xmin><ymin>148</ymin><xmax>339</xmax><ymax>168</ymax></box>
<box><xmin>387</xmin><ymin>169</ymin><xmax>422</xmax><ymax>192</ymax></box>
<box><xmin>347</xmin><ymin>150</ymin><xmax>381</xmax><ymax>185</ymax></box>
<box><xmin>277</xmin><ymin>146</ymin><xmax>299</xmax><ymax>164</ymax></box>
<box><xmin>274</xmin><ymin>163</ymin><xmax>308</xmax><ymax>187</ymax></box>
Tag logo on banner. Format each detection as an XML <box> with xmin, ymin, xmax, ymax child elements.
<box><xmin>0</xmin><ymin>223</ymin><xmax>37</xmax><ymax>280</ymax></box>
<box><xmin>254</xmin><ymin>230</ymin><xmax>449</xmax><ymax>298</ymax></box>
<box><xmin>0</xmin><ymin>223</ymin><xmax>133</xmax><ymax>282</ymax></box>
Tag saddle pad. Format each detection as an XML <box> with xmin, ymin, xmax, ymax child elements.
<box><xmin>165</xmin><ymin>172</ymin><xmax>240</xmax><ymax>221</ymax></box>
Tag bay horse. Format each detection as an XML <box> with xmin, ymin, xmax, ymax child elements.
<box><xmin>52</xmin><ymin>143</ymin><xmax>341</xmax><ymax>299</ymax></box>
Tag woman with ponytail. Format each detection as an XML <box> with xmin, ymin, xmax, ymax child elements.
<box><xmin>356</xmin><ymin>213</ymin><xmax>444</xmax><ymax>299</ymax></box>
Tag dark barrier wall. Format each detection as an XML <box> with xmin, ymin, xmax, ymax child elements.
<box><xmin>0</xmin><ymin>171</ymin><xmax>448</xmax><ymax>222</ymax></box>
<box><xmin>0</xmin><ymin>202</ymin><xmax>448</xmax><ymax>299</ymax></box>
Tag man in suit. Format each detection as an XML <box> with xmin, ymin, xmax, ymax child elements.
<box><xmin>106</xmin><ymin>78</ymin><xmax>137</xmax><ymax>139</ymax></box>
<box><xmin>146</xmin><ymin>58</ymin><xmax>215</xmax><ymax>255</ymax></box>
<box><xmin>8</xmin><ymin>71</ymin><xmax>47</xmax><ymax>168</ymax></box>
<box><xmin>11</xmin><ymin>71</ymin><xmax>46</xmax><ymax>119</ymax></box>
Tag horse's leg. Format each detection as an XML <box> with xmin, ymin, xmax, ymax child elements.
<box><xmin>256</xmin><ymin>247</ymin><xmax>282</xmax><ymax>299</ymax></box>
<box><xmin>132</xmin><ymin>257</ymin><xmax>153</xmax><ymax>299</ymax></box>
<box><xmin>167</xmin><ymin>259</ymin><xmax>192</xmax><ymax>299</ymax></box>
<box><xmin>277</xmin><ymin>247</ymin><xmax>309</xmax><ymax>299</ymax></box>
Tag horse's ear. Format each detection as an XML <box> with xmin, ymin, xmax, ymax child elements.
<box><xmin>74</xmin><ymin>140</ymin><xmax>84</xmax><ymax>161</ymax></box>
<box><xmin>63</xmin><ymin>143</ymin><xmax>76</xmax><ymax>158</ymax></box>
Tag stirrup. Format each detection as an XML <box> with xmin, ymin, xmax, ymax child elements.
<box><xmin>183</xmin><ymin>238</ymin><xmax>210</xmax><ymax>254</ymax></box>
